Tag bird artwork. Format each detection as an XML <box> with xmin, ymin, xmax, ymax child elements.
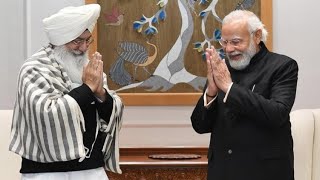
<box><xmin>235</xmin><ymin>0</ymin><xmax>255</xmax><ymax>10</ymax></box>
<box><xmin>109</xmin><ymin>41</ymin><xmax>158</xmax><ymax>86</ymax></box>
<box><xmin>103</xmin><ymin>7</ymin><xmax>124</xmax><ymax>26</ymax></box>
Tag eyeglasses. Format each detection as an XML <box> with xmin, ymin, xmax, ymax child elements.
<box><xmin>218</xmin><ymin>38</ymin><xmax>243</xmax><ymax>48</ymax></box>
<box><xmin>219</xmin><ymin>31</ymin><xmax>256</xmax><ymax>48</ymax></box>
<box><xmin>71</xmin><ymin>37</ymin><xmax>94</xmax><ymax>46</ymax></box>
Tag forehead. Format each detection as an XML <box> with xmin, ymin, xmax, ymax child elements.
<box><xmin>221</xmin><ymin>20</ymin><xmax>250</xmax><ymax>39</ymax></box>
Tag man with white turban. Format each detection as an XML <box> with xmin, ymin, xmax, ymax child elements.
<box><xmin>9</xmin><ymin>4</ymin><xmax>124</xmax><ymax>180</ymax></box>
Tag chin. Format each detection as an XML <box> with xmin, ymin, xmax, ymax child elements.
<box><xmin>229</xmin><ymin>55</ymin><xmax>243</xmax><ymax>61</ymax></box>
<box><xmin>229</xmin><ymin>59</ymin><xmax>250</xmax><ymax>70</ymax></box>
<box><xmin>230</xmin><ymin>57</ymin><xmax>241</xmax><ymax>61</ymax></box>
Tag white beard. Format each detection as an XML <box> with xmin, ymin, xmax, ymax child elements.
<box><xmin>227</xmin><ymin>39</ymin><xmax>257</xmax><ymax>70</ymax></box>
<box><xmin>53</xmin><ymin>46</ymin><xmax>89</xmax><ymax>88</ymax></box>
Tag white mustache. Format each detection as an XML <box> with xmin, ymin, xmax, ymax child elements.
<box><xmin>228</xmin><ymin>51</ymin><xmax>242</xmax><ymax>56</ymax></box>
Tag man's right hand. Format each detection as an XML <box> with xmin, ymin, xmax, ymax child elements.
<box><xmin>205</xmin><ymin>47</ymin><xmax>218</xmax><ymax>98</ymax></box>
<box><xmin>82</xmin><ymin>52</ymin><xmax>103</xmax><ymax>93</ymax></box>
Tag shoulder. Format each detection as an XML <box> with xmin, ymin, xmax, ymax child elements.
<box><xmin>264</xmin><ymin>52</ymin><xmax>299</xmax><ymax>80</ymax></box>
<box><xmin>266</xmin><ymin>51</ymin><xmax>298</xmax><ymax>70</ymax></box>
<box><xmin>19</xmin><ymin>48</ymin><xmax>63</xmax><ymax>81</ymax></box>
<box><xmin>22</xmin><ymin>47</ymin><xmax>59</xmax><ymax>70</ymax></box>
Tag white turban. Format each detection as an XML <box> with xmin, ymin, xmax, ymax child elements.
<box><xmin>43</xmin><ymin>4</ymin><xmax>101</xmax><ymax>46</ymax></box>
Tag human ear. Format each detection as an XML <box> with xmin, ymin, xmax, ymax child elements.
<box><xmin>254</xmin><ymin>29</ymin><xmax>262</xmax><ymax>43</ymax></box>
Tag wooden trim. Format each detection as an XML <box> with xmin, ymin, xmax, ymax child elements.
<box><xmin>123</xmin><ymin>123</ymin><xmax>192</xmax><ymax>128</ymax></box>
<box><xmin>118</xmin><ymin>92</ymin><xmax>201</xmax><ymax>106</ymax></box>
<box><xmin>261</xmin><ymin>0</ymin><xmax>273</xmax><ymax>50</ymax></box>
<box><xmin>85</xmin><ymin>0</ymin><xmax>97</xmax><ymax>4</ymax></box>
<box><xmin>118</xmin><ymin>147</ymin><xmax>208</xmax><ymax>166</ymax></box>
<box><xmin>87</xmin><ymin>0</ymin><xmax>97</xmax><ymax>57</ymax></box>
<box><xmin>120</xmin><ymin>146</ymin><xmax>208</xmax><ymax>155</ymax></box>
<box><xmin>86</xmin><ymin>0</ymin><xmax>272</xmax><ymax>106</ymax></box>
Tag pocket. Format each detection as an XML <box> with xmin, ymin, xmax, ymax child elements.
<box><xmin>252</xmin><ymin>83</ymin><xmax>270</xmax><ymax>98</ymax></box>
<box><xmin>258</xmin><ymin>150</ymin><xmax>293</xmax><ymax>179</ymax></box>
<box><xmin>258</xmin><ymin>149</ymin><xmax>289</xmax><ymax>160</ymax></box>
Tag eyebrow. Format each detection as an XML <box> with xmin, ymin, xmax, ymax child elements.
<box><xmin>224</xmin><ymin>35</ymin><xmax>242</xmax><ymax>39</ymax></box>
<box><xmin>75</xmin><ymin>36</ymin><xmax>92</xmax><ymax>40</ymax></box>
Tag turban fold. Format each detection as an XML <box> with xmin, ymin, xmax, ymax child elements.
<box><xmin>43</xmin><ymin>4</ymin><xmax>101</xmax><ymax>46</ymax></box>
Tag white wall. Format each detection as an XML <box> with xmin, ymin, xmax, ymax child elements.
<box><xmin>0</xmin><ymin>0</ymin><xmax>25</xmax><ymax>109</ymax></box>
<box><xmin>273</xmin><ymin>0</ymin><xmax>320</xmax><ymax>110</ymax></box>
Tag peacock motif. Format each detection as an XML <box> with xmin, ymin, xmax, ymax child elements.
<box><xmin>109</xmin><ymin>41</ymin><xmax>157</xmax><ymax>86</ymax></box>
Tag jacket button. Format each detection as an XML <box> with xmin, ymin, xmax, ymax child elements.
<box><xmin>228</xmin><ymin>149</ymin><xmax>232</xmax><ymax>154</ymax></box>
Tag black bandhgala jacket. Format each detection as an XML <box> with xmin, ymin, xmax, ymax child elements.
<box><xmin>191</xmin><ymin>42</ymin><xmax>298</xmax><ymax>180</ymax></box>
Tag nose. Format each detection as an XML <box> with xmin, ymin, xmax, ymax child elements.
<box><xmin>78</xmin><ymin>42</ymin><xmax>89</xmax><ymax>52</ymax></box>
<box><xmin>224</xmin><ymin>43</ymin><xmax>235</xmax><ymax>53</ymax></box>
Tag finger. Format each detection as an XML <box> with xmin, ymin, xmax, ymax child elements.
<box><xmin>99</xmin><ymin>60</ymin><xmax>103</xmax><ymax>68</ymax></box>
<box><xmin>213</xmin><ymin>54</ymin><xmax>220</xmax><ymax>64</ymax></box>
<box><xmin>205</xmin><ymin>50</ymin><xmax>211</xmax><ymax>60</ymax></box>
<box><xmin>206</xmin><ymin>47</ymin><xmax>214</xmax><ymax>57</ymax></box>
<box><xmin>206</xmin><ymin>53</ymin><xmax>215</xmax><ymax>82</ymax></box>
<box><xmin>209</xmin><ymin>46</ymin><xmax>216</xmax><ymax>56</ymax></box>
<box><xmin>91</xmin><ymin>53</ymin><xmax>96</xmax><ymax>61</ymax></box>
<box><xmin>92</xmin><ymin>52</ymin><xmax>99</xmax><ymax>62</ymax></box>
<box><xmin>89</xmin><ymin>57</ymin><xmax>99</xmax><ymax>70</ymax></box>
<box><xmin>209</xmin><ymin>46</ymin><xmax>222</xmax><ymax>62</ymax></box>
<box><xmin>95</xmin><ymin>52</ymin><xmax>102</xmax><ymax>61</ymax></box>
<box><xmin>88</xmin><ymin>57</ymin><xmax>95</xmax><ymax>66</ymax></box>
<box><xmin>206</xmin><ymin>53</ymin><xmax>212</xmax><ymax>71</ymax></box>
<box><xmin>94</xmin><ymin>52</ymin><xmax>99</xmax><ymax>59</ymax></box>
<box><xmin>97</xmin><ymin>61</ymin><xmax>103</xmax><ymax>74</ymax></box>
<box><xmin>95</xmin><ymin>62</ymin><xmax>104</xmax><ymax>85</ymax></box>
<box><xmin>89</xmin><ymin>62</ymin><xmax>96</xmax><ymax>70</ymax></box>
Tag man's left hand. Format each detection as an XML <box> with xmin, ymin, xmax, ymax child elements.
<box><xmin>92</xmin><ymin>52</ymin><xmax>106</xmax><ymax>102</ymax></box>
<box><xmin>207</xmin><ymin>46</ymin><xmax>232</xmax><ymax>93</ymax></box>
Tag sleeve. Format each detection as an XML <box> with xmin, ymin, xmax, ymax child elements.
<box><xmin>225</xmin><ymin>59</ymin><xmax>298</xmax><ymax>129</ymax></box>
<box><xmin>191</xmin><ymin>82</ymin><xmax>218</xmax><ymax>134</ymax></box>
<box><xmin>204</xmin><ymin>89</ymin><xmax>218</xmax><ymax>107</ymax></box>
<box><xmin>68</xmin><ymin>83</ymin><xmax>96</xmax><ymax>107</ymax></box>
<box><xmin>67</xmin><ymin>82</ymin><xmax>113</xmax><ymax>122</ymax></box>
<box><xmin>95</xmin><ymin>91</ymin><xmax>114</xmax><ymax>122</ymax></box>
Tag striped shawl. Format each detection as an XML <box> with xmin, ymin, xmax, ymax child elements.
<box><xmin>9</xmin><ymin>45</ymin><xmax>124</xmax><ymax>174</ymax></box>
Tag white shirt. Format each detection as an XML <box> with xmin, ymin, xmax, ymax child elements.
<box><xmin>21</xmin><ymin>167</ymin><xmax>108</xmax><ymax>180</ymax></box>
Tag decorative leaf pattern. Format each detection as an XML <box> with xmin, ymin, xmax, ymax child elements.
<box><xmin>118</xmin><ymin>42</ymin><xmax>148</xmax><ymax>64</ymax></box>
<box><xmin>132</xmin><ymin>0</ymin><xmax>168</xmax><ymax>35</ymax></box>
<box><xmin>214</xmin><ymin>29</ymin><xmax>221</xmax><ymax>40</ymax></box>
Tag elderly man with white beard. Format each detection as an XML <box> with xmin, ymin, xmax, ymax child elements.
<box><xmin>9</xmin><ymin>4</ymin><xmax>123</xmax><ymax>180</ymax></box>
<box><xmin>191</xmin><ymin>10</ymin><xmax>298</xmax><ymax>180</ymax></box>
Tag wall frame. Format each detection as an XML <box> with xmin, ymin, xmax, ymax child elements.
<box><xmin>86</xmin><ymin>0</ymin><xmax>272</xmax><ymax>106</ymax></box>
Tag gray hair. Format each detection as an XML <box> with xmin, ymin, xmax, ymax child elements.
<box><xmin>222</xmin><ymin>10</ymin><xmax>268</xmax><ymax>42</ymax></box>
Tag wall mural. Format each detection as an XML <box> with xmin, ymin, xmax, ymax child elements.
<box><xmin>88</xmin><ymin>0</ymin><xmax>269</xmax><ymax>105</ymax></box>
